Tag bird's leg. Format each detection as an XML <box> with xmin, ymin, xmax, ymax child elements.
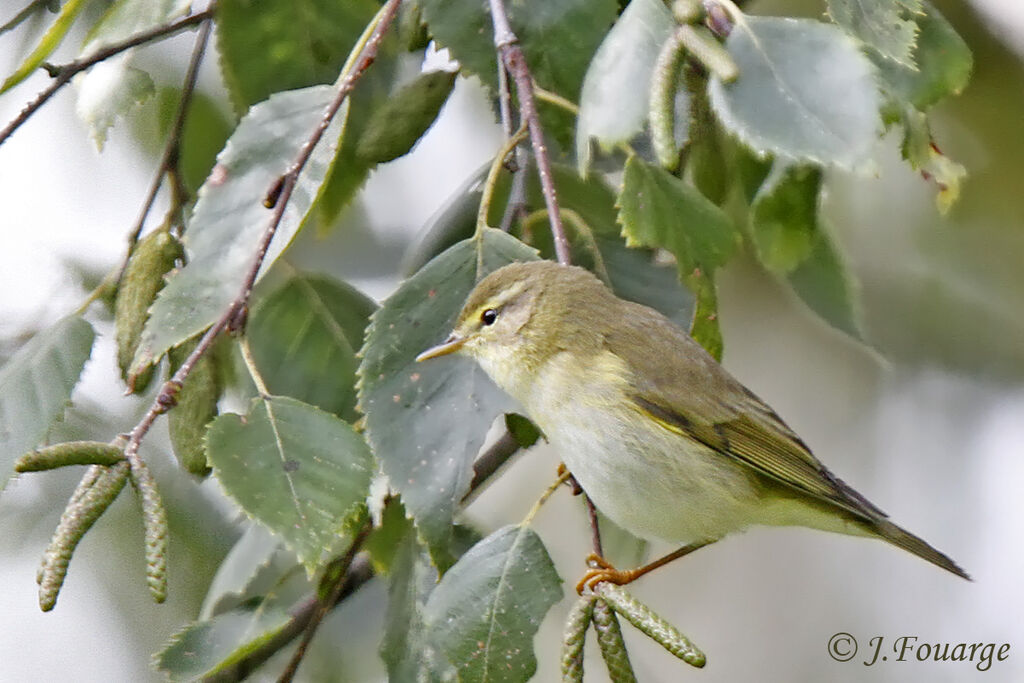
<box><xmin>576</xmin><ymin>539</ymin><xmax>715</xmax><ymax>594</ymax></box>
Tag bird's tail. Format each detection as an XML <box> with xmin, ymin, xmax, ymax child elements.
<box><xmin>872</xmin><ymin>518</ymin><xmax>971</xmax><ymax>580</ymax></box>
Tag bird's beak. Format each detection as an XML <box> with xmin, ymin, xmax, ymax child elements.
<box><xmin>415</xmin><ymin>334</ymin><xmax>467</xmax><ymax>362</ymax></box>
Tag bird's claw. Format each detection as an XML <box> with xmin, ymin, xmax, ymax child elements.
<box><xmin>575</xmin><ymin>554</ymin><xmax>639</xmax><ymax>594</ymax></box>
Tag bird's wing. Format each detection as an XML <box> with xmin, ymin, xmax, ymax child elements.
<box><xmin>605</xmin><ymin>302</ymin><xmax>885</xmax><ymax>520</ymax></box>
<box><xmin>631</xmin><ymin>394</ymin><xmax>886</xmax><ymax>520</ymax></box>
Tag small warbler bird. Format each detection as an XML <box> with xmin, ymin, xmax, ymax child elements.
<box><xmin>417</xmin><ymin>261</ymin><xmax>969</xmax><ymax>584</ymax></box>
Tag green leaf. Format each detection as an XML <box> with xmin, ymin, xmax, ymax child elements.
<box><xmin>617</xmin><ymin>156</ymin><xmax>735</xmax><ymax>359</ymax></box>
<box><xmin>81</xmin><ymin>0</ymin><xmax>190</xmax><ymax>47</ymax></box>
<box><xmin>575</xmin><ymin>0</ymin><xmax>674</xmax><ymax>172</ymax></box>
<box><xmin>421</xmin><ymin>0</ymin><xmax>614</xmax><ymax>95</ymax></box>
<box><xmin>618</xmin><ymin>155</ymin><xmax>738</xmax><ymax>276</ymax></box>
<box><xmin>206</xmin><ymin>396</ymin><xmax>374</xmax><ymax>574</ymax></box>
<box><xmin>153</xmin><ymin>603</ymin><xmax>292</xmax><ymax>681</ymax></box>
<box><xmin>420</xmin><ymin>0</ymin><xmax>616</xmax><ymax>145</ymax></box>
<box><xmin>827</xmin><ymin>0</ymin><xmax>922</xmax><ymax>68</ymax></box>
<box><xmin>75</xmin><ymin>0</ymin><xmax>192</xmax><ymax>149</ymax></box>
<box><xmin>0</xmin><ymin>0</ymin><xmax>91</xmax><ymax>94</ymax></box>
<box><xmin>787</xmin><ymin>226</ymin><xmax>863</xmax><ymax>338</ymax></box>
<box><xmin>749</xmin><ymin>163</ymin><xmax>822</xmax><ymax>273</ymax></box>
<box><xmin>424</xmin><ymin>525</ymin><xmax>563</xmax><ymax>682</ymax></box>
<box><xmin>153</xmin><ymin>88</ymin><xmax>234</xmax><ymax>194</ymax></box>
<box><xmin>364</xmin><ymin>496</ymin><xmax>415</xmax><ymax>574</ymax></box>
<box><xmin>597</xmin><ymin>233</ymin><xmax>695</xmax><ymax>329</ymax></box>
<box><xmin>1</xmin><ymin>316</ymin><xmax>94</xmax><ymax>489</ymax></box>
<box><xmin>381</xmin><ymin>530</ymin><xmax>452</xmax><ymax>682</ymax></box>
<box><xmin>527</xmin><ymin>166</ymin><xmax>697</xmax><ymax>327</ymax></box>
<box><xmin>872</xmin><ymin>1</ymin><xmax>971</xmax><ymax>111</ymax></box>
<box><xmin>248</xmin><ymin>273</ymin><xmax>376</xmax><ymax>422</ymax></box>
<box><xmin>77</xmin><ymin>62</ymin><xmax>155</xmax><ymax>151</ymax></box>
<box><xmin>216</xmin><ymin>0</ymin><xmax>379</xmax><ymax>111</ymax></box>
<box><xmin>402</xmin><ymin>162</ymin><xmax>694</xmax><ymax>327</ymax></box>
<box><xmin>731</xmin><ymin>136</ymin><xmax>774</xmax><ymax>203</ymax></box>
<box><xmin>199</xmin><ymin>524</ymin><xmax>290</xmax><ymax>620</ymax></box>
<box><xmin>358</xmin><ymin>230</ymin><xmax>538</xmax><ymax>571</ymax></box>
<box><xmin>356</xmin><ymin>70</ymin><xmax>456</xmax><ymax>164</ymax></box>
<box><xmin>129</xmin><ymin>87</ymin><xmax>236</xmax><ymax>194</ymax></box>
<box><xmin>900</xmin><ymin>108</ymin><xmax>966</xmax><ymax>214</ymax></box>
<box><xmin>315</xmin><ymin>37</ymin><xmax>400</xmax><ymax>228</ymax></box>
<box><xmin>382</xmin><ymin>533</ymin><xmax>428</xmax><ymax>681</ymax></box>
<box><xmin>689</xmin><ymin>277</ymin><xmax>724</xmax><ymax>361</ymax></box>
<box><xmin>137</xmin><ymin>84</ymin><xmax>348</xmax><ymax>366</ymax></box>
<box><xmin>504</xmin><ymin>413</ymin><xmax>541</xmax><ymax>449</ymax></box>
<box><xmin>708</xmin><ymin>16</ymin><xmax>882</xmax><ymax>169</ymax></box>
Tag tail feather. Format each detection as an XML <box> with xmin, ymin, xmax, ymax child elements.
<box><xmin>873</xmin><ymin>518</ymin><xmax>971</xmax><ymax>581</ymax></box>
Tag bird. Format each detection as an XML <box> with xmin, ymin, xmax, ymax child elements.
<box><xmin>416</xmin><ymin>260</ymin><xmax>969</xmax><ymax>587</ymax></box>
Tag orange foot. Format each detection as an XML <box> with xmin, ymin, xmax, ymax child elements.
<box><xmin>575</xmin><ymin>553</ymin><xmax>642</xmax><ymax>594</ymax></box>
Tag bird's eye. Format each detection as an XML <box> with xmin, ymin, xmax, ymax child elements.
<box><xmin>480</xmin><ymin>308</ymin><xmax>498</xmax><ymax>326</ymax></box>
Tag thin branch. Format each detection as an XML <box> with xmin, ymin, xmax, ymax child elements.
<box><xmin>476</xmin><ymin>125</ymin><xmax>527</xmax><ymax>233</ymax></box>
<box><xmin>486</xmin><ymin>0</ymin><xmax>571</xmax><ymax>265</ymax></box>
<box><xmin>110</xmin><ymin>0</ymin><xmax>401</xmax><ymax>613</ymax></box>
<box><xmin>585</xmin><ymin>495</ymin><xmax>604</xmax><ymax>558</ymax></box>
<box><xmin>0</xmin><ymin>8</ymin><xmax>213</xmax><ymax>147</ymax></box>
<box><xmin>463</xmin><ymin>429</ymin><xmax>523</xmax><ymax>505</ymax></box>
<box><xmin>494</xmin><ymin>50</ymin><xmax>529</xmax><ymax>233</ymax></box>
<box><xmin>498</xmin><ymin>156</ymin><xmax>528</xmax><ymax>233</ymax></box>
<box><xmin>211</xmin><ymin>427</ymin><xmax>526</xmax><ymax>679</ymax></box>
<box><xmin>128</xmin><ymin>0</ymin><xmax>402</xmax><ymax>444</ymax></box>
<box><xmin>237</xmin><ymin>0</ymin><xmax>401</xmax><ymax>306</ymax></box>
<box><xmin>201</xmin><ymin>556</ymin><xmax>375</xmax><ymax>683</ymax></box>
<box><xmin>115</xmin><ymin>14</ymin><xmax>213</xmax><ymax>285</ymax></box>
<box><xmin>496</xmin><ymin>59</ymin><xmax>515</xmax><ymax>140</ymax></box>
<box><xmin>532</xmin><ymin>85</ymin><xmax>579</xmax><ymax>115</ymax></box>
<box><xmin>277</xmin><ymin>522</ymin><xmax>373</xmax><ymax>683</ymax></box>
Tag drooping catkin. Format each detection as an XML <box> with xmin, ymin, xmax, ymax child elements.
<box><xmin>37</xmin><ymin>463</ymin><xmax>129</xmax><ymax>611</ymax></box>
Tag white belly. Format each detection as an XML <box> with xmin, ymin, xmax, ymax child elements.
<box><xmin>523</xmin><ymin>351</ymin><xmax>765</xmax><ymax>545</ymax></box>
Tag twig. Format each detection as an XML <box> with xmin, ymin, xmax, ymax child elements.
<box><xmin>112</xmin><ymin>0</ymin><xmax>401</xmax><ymax>611</ymax></box>
<box><xmin>115</xmin><ymin>14</ymin><xmax>213</xmax><ymax>285</ymax></box>
<box><xmin>496</xmin><ymin>59</ymin><xmax>515</xmax><ymax>140</ymax></box>
<box><xmin>0</xmin><ymin>9</ymin><xmax>214</xmax><ymax>147</ymax></box>
<box><xmin>494</xmin><ymin>55</ymin><xmax>528</xmax><ymax>233</ymax></box>
<box><xmin>201</xmin><ymin>556</ymin><xmax>375</xmax><ymax>683</ymax></box>
<box><xmin>584</xmin><ymin>494</ymin><xmax>604</xmax><ymax>558</ymax></box>
<box><xmin>238</xmin><ymin>0</ymin><xmax>400</xmax><ymax>306</ymax></box>
<box><xmin>498</xmin><ymin>158</ymin><xmax>528</xmax><ymax>232</ymax></box>
<box><xmin>532</xmin><ymin>85</ymin><xmax>579</xmax><ymax>115</ymax></box>
<box><xmin>486</xmin><ymin>0</ymin><xmax>571</xmax><ymax>265</ymax></box>
<box><xmin>475</xmin><ymin>125</ymin><xmax>527</xmax><ymax>233</ymax></box>
<box><xmin>277</xmin><ymin>522</ymin><xmax>373</xmax><ymax>683</ymax></box>
<box><xmin>462</xmin><ymin>429</ymin><xmax>522</xmax><ymax>505</ymax></box>
<box><xmin>211</xmin><ymin>427</ymin><xmax>526</xmax><ymax>679</ymax></box>
<box><xmin>523</xmin><ymin>469</ymin><xmax>572</xmax><ymax>526</ymax></box>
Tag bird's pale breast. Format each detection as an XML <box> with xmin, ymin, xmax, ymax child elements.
<box><xmin>520</xmin><ymin>349</ymin><xmax>768</xmax><ymax>544</ymax></box>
